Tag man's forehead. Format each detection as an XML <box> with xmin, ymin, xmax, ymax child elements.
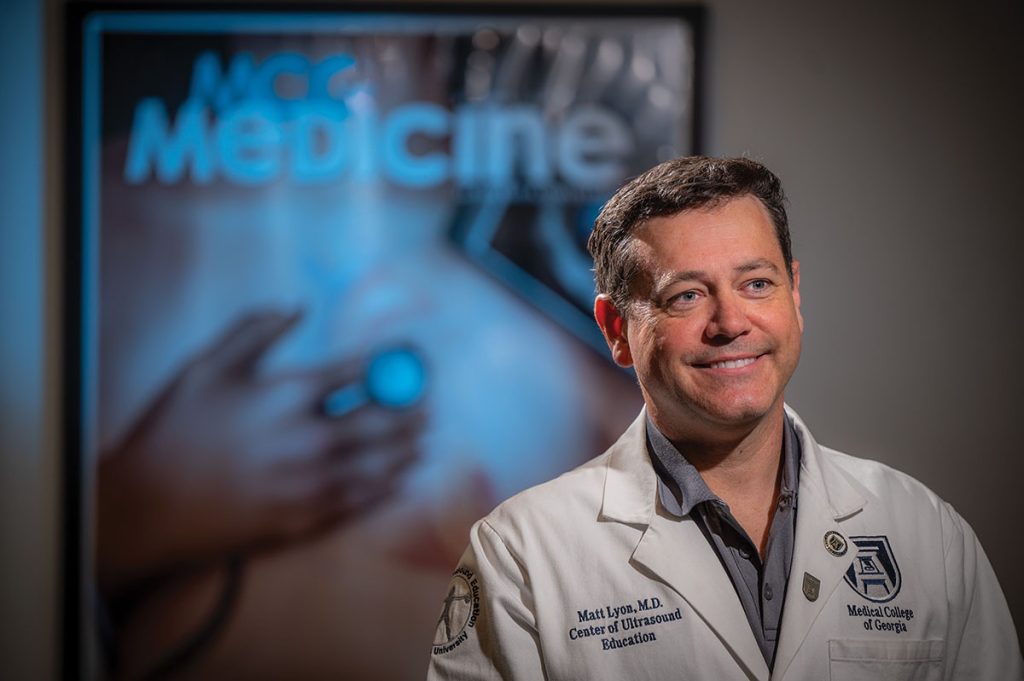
<box><xmin>631</xmin><ymin>199</ymin><xmax>781</xmax><ymax>264</ymax></box>
<box><xmin>634</xmin><ymin>194</ymin><xmax>773</xmax><ymax>234</ymax></box>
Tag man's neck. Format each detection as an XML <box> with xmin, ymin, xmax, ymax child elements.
<box><xmin>650</xmin><ymin>402</ymin><xmax>787</xmax><ymax>555</ymax></box>
<box><xmin>650</xmin><ymin>399</ymin><xmax>785</xmax><ymax>464</ymax></box>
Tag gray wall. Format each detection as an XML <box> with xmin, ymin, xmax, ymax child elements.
<box><xmin>703</xmin><ymin>0</ymin><xmax>1024</xmax><ymax>647</ymax></box>
<box><xmin>0</xmin><ymin>0</ymin><xmax>1020</xmax><ymax>676</ymax></box>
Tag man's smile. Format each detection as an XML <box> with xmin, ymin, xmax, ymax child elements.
<box><xmin>691</xmin><ymin>353</ymin><xmax>767</xmax><ymax>371</ymax></box>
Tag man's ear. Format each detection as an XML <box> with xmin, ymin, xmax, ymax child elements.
<box><xmin>594</xmin><ymin>295</ymin><xmax>634</xmax><ymax>367</ymax></box>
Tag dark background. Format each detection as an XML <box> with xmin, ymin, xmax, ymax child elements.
<box><xmin>2</xmin><ymin>0</ymin><xmax>1022</xmax><ymax>677</ymax></box>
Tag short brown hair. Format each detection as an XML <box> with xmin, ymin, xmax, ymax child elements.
<box><xmin>587</xmin><ymin>156</ymin><xmax>792</xmax><ymax>314</ymax></box>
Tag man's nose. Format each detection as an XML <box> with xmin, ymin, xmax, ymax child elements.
<box><xmin>704</xmin><ymin>292</ymin><xmax>752</xmax><ymax>341</ymax></box>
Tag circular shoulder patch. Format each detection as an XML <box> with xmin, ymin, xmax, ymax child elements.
<box><xmin>432</xmin><ymin>567</ymin><xmax>480</xmax><ymax>655</ymax></box>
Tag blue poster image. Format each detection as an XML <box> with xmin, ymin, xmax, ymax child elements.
<box><xmin>80</xmin><ymin>10</ymin><xmax>697</xmax><ymax>678</ymax></box>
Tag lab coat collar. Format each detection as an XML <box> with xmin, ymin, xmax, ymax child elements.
<box><xmin>599</xmin><ymin>406</ymin><xmax>867</xmax><ymax>524</ymax></box>
<box><xmin>599</xmin><ymin>409</ymin><xmax>658</xmax><ymax>526</ymax></box>
<box><xmin>634</xmin><ymin>503</ymin><xmax>772</xmax><ymax>679</ymax></box>
<box><xmin>784</xmin><ymin>405</ymin><xmax>866</xmax><ymax>520</ymax></box>
<box><xmin>772</xmin><ymin>406</ymin><xmax>868</xmax><ymax>680</ymax></box>
<box><xmin>600</xmin><ymin>408</ymin><xmax>767</xmax><ymax>678</ymax></box>
<box><xmin>598</xmin><ymin>405</ymin><xmax>869</xmax><ymax>680</ymax></box>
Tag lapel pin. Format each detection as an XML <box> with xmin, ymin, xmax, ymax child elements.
<box><xmin>823</xmin><ymin>530</ymin><xmax>848</xmax><ymax>557</ymax></box>
<box><xmin>802</xmin><ymin>572</ymin><xmax>821</xmax><ymax>602</ymax></box>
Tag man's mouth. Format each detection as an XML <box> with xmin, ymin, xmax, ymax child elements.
<box><xmin>693</xmin><ymin>354</ymin><xmax>765</xmax><ymax>369</ymax></box>
<box><xmin>709</xmin><ymin>357</ymin><xmax>758</xmax><ymax>369</ymax></box>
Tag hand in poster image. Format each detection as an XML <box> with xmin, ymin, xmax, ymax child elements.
<box><xmin>96</xmin><ymin>309</ymin><xmax>426</xmax><ymax>594</ymax></box>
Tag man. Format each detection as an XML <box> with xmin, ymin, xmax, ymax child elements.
<box><xmin>426</xmin><ymin>156</ymin><xmax>1023</xmax><ymax>680</ymax></box>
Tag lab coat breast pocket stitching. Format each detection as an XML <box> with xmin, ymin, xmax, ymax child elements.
<box><xmin>828</xmin><ymin>639</ymin><xmax>945</xmax><ymax>681</ymax></box>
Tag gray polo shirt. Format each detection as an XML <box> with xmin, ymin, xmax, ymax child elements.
<box><xmin>645</xmin><ymin>414</ymin><xmax>801</xmax><ymax>669</ymax></box>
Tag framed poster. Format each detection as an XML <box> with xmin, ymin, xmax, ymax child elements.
<box><xmin>65</xmin><ymin>4</ymin><xmax>702</xmax><ymax>677</ymax></box>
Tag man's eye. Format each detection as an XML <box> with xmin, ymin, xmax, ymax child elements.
<box><xmin>667</xmin><ymin>290</ymin><xmax>701</xmax><ymax>308</ymax></box>
<box><xmin>746</xmin><ymin>279</ymin><xmax>772</xmax><ymax>293</ymax></box>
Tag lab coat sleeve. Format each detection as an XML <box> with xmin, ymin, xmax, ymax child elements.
<box><xmin>941</xmin><ymin>502</ymin><xmax>1024</xmax><ymax>681</ymax></box>
<box><xmin>427</xmin><ymin>518</ymin><xmax>547</xmax><ymax>681</ymax></box>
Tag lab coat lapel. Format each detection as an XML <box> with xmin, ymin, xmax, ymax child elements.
<box><xmin>772</xmin><ymin>408</ymin><xmax>867</xmax><ymax>680</ymax></box>
<box><xmin>600</xmin><ymin>411</ymin><xmax>769</xmax><ymax>681</ymax></box>
<box><xmin>632</xmin><ymin>512</ymin><xmax>771</xmax><ymax>681</ymax></box>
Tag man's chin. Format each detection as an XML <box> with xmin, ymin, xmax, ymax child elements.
<box><xmin>691</xmin><ymin>396</ymin><xmax>783</xmax><ymax>429</ymax></box>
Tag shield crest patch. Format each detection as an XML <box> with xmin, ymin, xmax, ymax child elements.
<box><xmin>843</xmin><ymin>535</ymin><xmax>902</xmax><ymax>603</ymax></box>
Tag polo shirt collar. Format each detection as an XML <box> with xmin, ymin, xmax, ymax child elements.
<box><xmin>646</xmin><ymin>413</ymin><xmax>801</xmax><ymax>518</ymax></box>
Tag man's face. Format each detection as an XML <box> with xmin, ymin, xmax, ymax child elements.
<box><xmin>597</xmin><ymin>195</ymin><xmax>803</xmax><ymax>438</ymax></box>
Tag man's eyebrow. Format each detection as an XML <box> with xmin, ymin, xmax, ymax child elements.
<box><xmin>652</xmin><ymin>269</ymin><xmax>708</xmax><ymax>295</ymax></box>
<box><xmin>664</xmin><ymin>269</ymin><xmax>707</xmax><ymax>283</ymax></box>
<box><xmin>734</xmin><ymin>258</ymin><xmax>781</xmax><ymax>275</ymax></box>
<box><xmin>657</xmin><ymin>260</ymin><xmax>780</xmax><ymax>285</ymax></box>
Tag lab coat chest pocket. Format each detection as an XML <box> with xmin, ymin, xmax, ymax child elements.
<box><xmin>828</xmin><ymin>639</ymin><xmax>944</xmax><ymax>681</ymax></box>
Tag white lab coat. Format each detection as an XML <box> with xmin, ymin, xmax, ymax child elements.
<box><xmin>427</xmin><ymin>407</ymin><xmax>1023</xmax><ymax>680</ymax></box>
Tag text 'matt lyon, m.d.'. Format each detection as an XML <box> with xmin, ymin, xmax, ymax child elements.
<box><xmin>426</xmin><ymin>156</ymin><xmax>1024</xmax><ymax>680</ymax></box>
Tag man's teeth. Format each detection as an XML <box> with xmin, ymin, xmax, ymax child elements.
<box><xmin>710</xmin><ymin>357</ymin><xmax>757</xmax><ymax>369</ymax></box>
